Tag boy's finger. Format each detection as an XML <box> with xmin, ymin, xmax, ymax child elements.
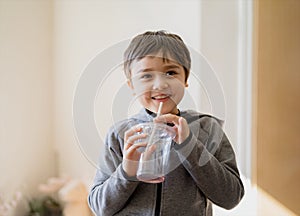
<box><xmin>142</xmin><ymin>145</ymin><xmax>157</xmax><ymax>160</ymax></box>
<box><xmin>126</xmin><ymin>142</ymin><xmax>147</xmax><ymax>157</ymax></box>
<box><xmin>124</xmin><ymin>126</ymin><xmax>142</xmax><ymax>140</ymax></box>
<box><xmin>154</xmin><ymin>114</ymin><xmax>181</xmax><ymax>125</ymax></box>
<box><xmin>124</xmin><ymin>134</ymin><xmax>147</xmax><ymax>151</ymax></box>
<box><xmin>178</xmin><ymin>117</ymin><xmax>187</xmax><ymax>127</ymax></box>
<box><xmin>126</xmin><ymin>133</ymin><xmax>147</xmax><ymax>145</ymax></box>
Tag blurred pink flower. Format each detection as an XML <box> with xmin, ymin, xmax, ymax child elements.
<box><xmin>38</xmin><ymin>177</ymin><xmax>70</xmax><ymax>194</ymax></box>
<box><xmin>0</xmin><ymin>191</ymin><xmax>22</xmax><ymax>216</ymax></box>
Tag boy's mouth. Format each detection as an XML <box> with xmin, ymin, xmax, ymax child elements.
<box><xmin>151</xmin><ymin>94</ymin><xmax>170</xmax><ymax>102</ymax></box>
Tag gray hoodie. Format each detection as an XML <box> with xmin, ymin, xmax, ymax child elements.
<box><xmin>88</xmin><ymin>109</ymin><xmax>244</xmax><ymax>216</ymax></box>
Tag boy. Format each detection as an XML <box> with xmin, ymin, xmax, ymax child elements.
<box><xmin>88</xmin><ymin>30</ymin><xmax>244</xmax><ymax>215</ymax></box>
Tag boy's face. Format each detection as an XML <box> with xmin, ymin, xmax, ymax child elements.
<box><xmin>128</xmin><ymin>55</ymin><xmax>188</xmax><ymax>115</ymax></box>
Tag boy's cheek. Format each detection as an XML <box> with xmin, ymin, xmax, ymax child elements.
<box><xmin>133</xmin><ymin>87</ymin><xmax>152</xmax><ymax>96</ymax></box>
<box><xmin>130</xmin><ymin>81</ymin><xmax>146</xmax><ymax>91</ymax></box>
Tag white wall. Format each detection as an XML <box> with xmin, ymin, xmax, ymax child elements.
<box><xmin>200</xmin><ymin>0</ymin><xmax>239</xmax><ymax>150</ymax></box>
<box><xmin>200</xmin><ymin>0</ymin><xmax>252</xmax><ymax>178</ymax></box>
<box><xmin>0</xmin><ymin>0</ymin><xmax>56</xmax><ymax>214</ymax></box>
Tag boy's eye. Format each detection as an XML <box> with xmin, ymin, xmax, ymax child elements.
<box><xmin>166</xmin><ymin>71</ymin><xmax>177</xmax><ymax>76</ymax></box>
<box><xmin>140</xmin><ymin>73</ymin><xmax>152</xmax><ymax>79</ymax></box>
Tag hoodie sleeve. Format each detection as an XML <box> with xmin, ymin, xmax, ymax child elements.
<box><xmin>88</xmin><ymin>127</ymin><xmax>140</xmax><ymax>216</ymax></box>
<box><xmin>173</xmin><ymin>116</ymin><xmax>244</xmax><ymax>210</ymax></box>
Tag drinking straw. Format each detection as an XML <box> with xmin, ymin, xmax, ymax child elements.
<box><xmin>146</xmin><ymin>102</ymin><xmax>163</xmax><ymax>149</ymax></box>
<box><xmin>156</xmin><ymin>101</ymin><xmax>163</xmax><ymax>117</ymax></box>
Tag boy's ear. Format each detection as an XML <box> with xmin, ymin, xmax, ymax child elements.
<box><xmin>127</xmin><ymin>79</ymin><xmax>134</xmax><ymax>90</ymax></box>
<box><xmin>185</xmin><ymin>82</ymin><xmax>189</xmax><ymax>87</ymax></box>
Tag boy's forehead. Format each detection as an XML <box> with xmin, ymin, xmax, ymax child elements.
<box><xmin>131</xmin><ymin>55</ymin><xmax>181</xmax><ymax>71</ymax></box>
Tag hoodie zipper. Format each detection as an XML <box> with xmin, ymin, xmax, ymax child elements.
<box><xmin>154</xmin><ymin>183</ymin><xmax>162</xmax><ymax>216</ymax></box>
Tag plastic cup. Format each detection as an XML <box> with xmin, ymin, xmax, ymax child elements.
<box><xmin>135</xmin><ymin>122</ymin><xmax>176</xmax><ymax>183</ymax></box>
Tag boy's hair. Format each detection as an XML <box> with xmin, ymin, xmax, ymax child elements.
<box><xmin>123</xmin><ymin>30</ymin><xmax>191</xmax><ymax>82</ymax></box>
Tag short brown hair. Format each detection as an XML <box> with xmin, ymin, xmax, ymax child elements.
<box><xmin>123</xmin><ymin>30</ymin><xmax>191</xmax><ymax>82</ymax></box>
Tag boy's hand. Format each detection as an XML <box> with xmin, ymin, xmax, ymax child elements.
<box><xmin>122</xmin><ymin>126</ymin><xmax>147</xmax><ymax>177</ymax></box>
<box><xmin>154</xmin><ymin>114</ymin><xmax>190</xmax><ymax>144</ymax></box>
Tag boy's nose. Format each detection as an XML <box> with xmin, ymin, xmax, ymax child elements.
<box><xmin>152</xmin><ymin>76</ymin><xmax>168</xmax><ymax>90</ymax></box>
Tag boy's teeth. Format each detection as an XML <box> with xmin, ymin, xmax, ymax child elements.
<box><xmin>154</xmin><ymin>95</ymin><xmax>168</xmax><ymax>99</ymax></box>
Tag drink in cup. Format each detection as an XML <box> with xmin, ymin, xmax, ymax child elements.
<box><xmin>136</xmin><ymin>122</ymin><xmax>175</xmax><ymax>183</ymax></box>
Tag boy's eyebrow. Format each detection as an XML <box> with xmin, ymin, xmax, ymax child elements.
<box><xmin>137</xmin><ymin>65</ymin><xmax>181</xmax><ymax>73</ymax></box>
<box><xmin>163</xmin><ymin>65</ymin><xmax>181</xmax><ymax>70</ymax></box>
<box><xmin>137</xmin><ymin>68</ymin><xmax>155</xmax><ymax>73</ymax></box>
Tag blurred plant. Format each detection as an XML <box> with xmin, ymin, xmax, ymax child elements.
<box><xmin>0</xmin><ymin>192</ymin><xmax>22</xmax><ymax>216</ymax></box>
<box><xmin>27</xmin><ymin>177</ymin><xmax>69</xmax><ymax>216</ymax></box>
<box><xmin>28</xmin><ymin>196</ymin><xmax>62</xmax><ymax>216</ymax></box>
